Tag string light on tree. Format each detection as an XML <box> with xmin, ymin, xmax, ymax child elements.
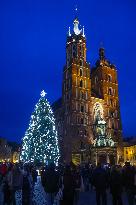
<box><xmin>20</xmin><ymin>90</ymin><xmax>60</xmax><ymax>165</ymax></box>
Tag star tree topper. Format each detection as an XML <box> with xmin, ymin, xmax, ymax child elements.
<box><xmin>40</xmin><ymin>90</ymin><xmax>47</xmax><ymax>97</ymax></box>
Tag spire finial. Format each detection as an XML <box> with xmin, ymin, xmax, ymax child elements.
<box><xmin>74</xmin><ymin>4</ymin><xmax>78</xmax><ymax>19</ymax></box>
<box><xmin>68</xmin><ymin>27</ymin><xmax>71</xmax><ymax>36</ymax></box>
<box><xmin>99</xmin><ymin>47</ymin><xmax>105</xmax><ymax>60</ymax></box>
<box><xmin>82</xmin><ymin>26</ymin><xmax>85</xmax><ymax>37</ymax></box>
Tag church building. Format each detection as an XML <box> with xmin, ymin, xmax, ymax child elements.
<box><xmin>52</xmin><ymin>16</ymin><xmax>123</xmax><ymax>164</ymax></box>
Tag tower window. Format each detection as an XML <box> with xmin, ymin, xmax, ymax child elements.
<box><xmin>80</xmin><ymin>60</ymin><xmax>83</xmax><ymax>67</ymax></box>
<box><xmin>81</xmin><ymin>105</ymin><xmax>84</xmax><ymax>112</ymax></box>
<box><xmin>66</xmin><ymin>93</ymin><xmax>69</xmax><ymax>100</ymax></box>
<box><xmin>110</xmin><ymin>99</ymin><xmax>113</xmax><ymax>106</ymax></box>
<box><xmin>81</xmin><ymin>118</ymin><xmax>84</xmax><ymax>124</ymax></box>
<box><xmin>80</xmin><ymin>68</ymin><xmax>83</xmax><ymax>76</ymax></box>
<box><xmin>112</xmin><ymin>121</ymin><xmax>115</xmax><ymax>129</ymax></box>
<box><xmin>68</xmin><ymin>79</ymin><xmax>71</xmax><ymax>88</ymax></box>
<box><xmin>73</xmin><ymin>44</ymin><xmax>77</xmax><ymax>58</ymax></box>
<box><xmin>108</xmin><ymin>87</ymin><xmax>113</xmax><ymax>95</ymax></box>
<box><xmin>76</xmin><ymin>88</ymin><xmax>78</xmax><ymax>98</ymax></box>
<box><xmin>99</xmin><ymin>88</ymin><xmax>101</xmax><ymax>95</ymax></box>
<box><xmin>116</xmin><ymin>121</ymin><xmax>118</xmax><ymax>129</ymax></box>
<box><xmin>80</xmin><ymin>45</ymin><xmax>82</xmax><ymax>51</ymax></box>
<box><xmin>108</xmin><ymin>74</ymin><xmax>112</xmax><ymax>82</ymax></box>
<box><xmin>86</xmin><ymin>104</ymin><xmax>88</xmax><ymax>112</ymax></box>
<box><xmin>80</xmin><ymin>80</ymin><xmax>83</xmax><ymax>87</ymax></box>
<box><xmin>84</xmin><ymin>80</ymin><xmax>86</xmax><ymax>88</ymax></box>
<box><xmin>86</xmin><ymin>91</ymin><xmax>88</xmax><ymax>99</ymax></box>
<box><xmin>80</xmin><ymin>91</ymin><xmax>84</xmax><ymax>99</ymax></box>
<box><xmin>109</xmin><ymin>119</ymin><xmax>111</xmax><ymax>128</ymax></box>
<box><xmin>66</xmin><ymin>70</ymin><xmax>68</xmax><ymax>79</ymax></box>
<box><xmin>84</xmin><ymin>130</ymin><xmax>87</xmax><ymax>136</ymax></box>
<box><xmin>95</xmin><ymin>76</ymin><xmax>98</xmax><ymax>84</ymax></box>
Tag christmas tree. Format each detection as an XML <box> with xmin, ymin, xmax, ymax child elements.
<box><xmin>20</xmin><ymin>90</ymin><xmax>60</xmax><ymax>165</ymax></box>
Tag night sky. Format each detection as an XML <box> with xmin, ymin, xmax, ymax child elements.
<box><xmin>0</xmin><ymin>0</ymin><xmax>136</xmax><ymax>143</ymax></box>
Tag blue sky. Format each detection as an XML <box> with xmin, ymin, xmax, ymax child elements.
<box><xmin>0</xmin><ymin>0</ymin><xmax>136</xmax><ymax>142</ymax></box>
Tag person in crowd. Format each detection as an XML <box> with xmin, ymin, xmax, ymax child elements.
<box><xmin>81</xmin><ymin>164</ymin><xmax>89</xmax><ymax>192</ymax></box>
<box><xmin>41</xmin><ymin>162</ymin><xmax>60</xmax><ymax>205</ymax></box>
<box><xmin>88</xmin><ymin>164</ymin><xmax>94</xmax><ymax>191</ymax></box>
<box><xmin>92</xmin><ymin>163</ymin><xmax>108</xmax><ymax>205</ymax></box>
<box><xmin>0</xmin><ymin>173</ymin><xmax>4</xmax><ymax>205</ymax></box>
<box><xmin>3</xmin><ymin>165</ymin><xmax>13</xmax><ymax>205</ymax></box>
<box><xmin>31</xmin><ymin>166</ymin><xmax>38</xmax><ymax>186</ymax></box>
<box><xmin>0</xmin><ymin>163</ymin><xmax>7</xmax><ymax>177</ymax></box>
<box><xmin>110</xmin><ymin>165</ymin><xmax>123</xmax><ymax>205</ymax></box>
<box><xmin>122</xmin><ymin>162</ymin><xmax>135</xmax><ymax>205</ymax></box>
<box><xmin>61</xmin><ymin>165</ymin><xmax>76</xmax><ymax>205</ymax></box>
<box><xmin>11</xmin><ymin>164</ymin><xmax>23</xmax><ymax>205</ymax></box>
<box><xmin>73</xmin><ymin>166</ymin><xmax>82</xmax><ymax>205</ymax></box>
<box><xmin>22</xmin><ymin>165</ymin><xmax>33</xmax><ymax>205</ymax></box>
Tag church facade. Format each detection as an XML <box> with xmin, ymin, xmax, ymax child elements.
<box><xmin>52</xmin><ymin>17</ymin><xmax>123</xmax><ymax>164</ymax></box>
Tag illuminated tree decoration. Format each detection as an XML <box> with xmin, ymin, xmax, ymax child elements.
<box><xmin>20</xmin><ymin>90</ymin><xmax>60</xmax><ymax>165</ymax></box>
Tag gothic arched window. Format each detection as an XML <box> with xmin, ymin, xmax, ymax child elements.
<box><xmin>80</xmin><ymin>59</ymin><xmax>83</xmax><ymax>67</ymax></box>
<box><xmin>81</xmin><ymin>105</ymin><xmax>84</xmax><ymax>112</ymax></box>
<box><xmin>73</xmin><ymin>44</ymin><xmax>77</xmax><ymax>58</ymax></box>
<box><xmin>95</xmin><ymin>76</ymin><xmax>98</xmax><ymax>84</ymax></box>
<box><xmin>81</xmin><ymin>118</ymin><xmax>84</xmax><ymax>124</ymax></box>
<box><xmin>80</xmin><ymin>68</ymin><xmax>83</xmax><ymax>76</ymax></box>
<box><xmin>80</xmin><ymin>80</ymin><xmax>83</xmax><ymax>87</ymax></box>
<box><xmin>108</xmin><ymin>74</ymin><xmax>112</xmax><ymax>82</ymax></box>
<box><xmin>109</xmin><ymin>99</ymin><xmax>113</xmax><ymax>106</ymax></box>
<box><xmin>108</xmin><ymin>87</ymin><xmax>113</xmax><ymax>95</ymax></box>
<box><xmin>80</xmin><ymin>91</ymin><xmax>84</xmax><ymax>99</ymax></box>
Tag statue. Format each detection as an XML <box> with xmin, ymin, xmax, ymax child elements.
<box><xmin>93</xmin><ymin>103</ymin><xmax>115</xmax><ymax>147</ymax></box>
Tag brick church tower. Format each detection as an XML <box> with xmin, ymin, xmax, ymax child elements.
<box><xmin>91</xmin><ymin>48</ymin><xmax>122</xmax><ymax>143</ymax></box>
<box><xmin>61</xmin><ymin>17</ymin><xmax>93</xmax><ymax>162</ymax></box>
<box><xmin>52</xmin><ymin>15</ymin><xmax>123</xmax><ymax>163</ymax></box>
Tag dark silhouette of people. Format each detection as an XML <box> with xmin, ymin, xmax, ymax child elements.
<box><xmin>122</xmin><ymin>162</ymin><xmax>135</xmax><ymax>205</ymax></box>
<box><xmin>92</xmin><ymin>163</ymin><xmax>108</xmax><ymax>205</ymax></box>
<box><xmin>41</xmin><ymin>162</ymin><xmax>60</xmax><ymax>205</ymax></box>
<box><xmin>61</xmin><ymin>165</ymin><xmax>76</xmax><ymax>205</ymax></box>
<box><xmin>110</xmin><ymin>165</ymin><xmax>123</xmax><ymax>205</ymax></box>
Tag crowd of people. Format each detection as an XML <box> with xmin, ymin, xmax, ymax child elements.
<box><xmin>0</xmin><ymin>161</ymin><xmax>136</xmax><ymax>205</ymax></box>
<box><xmin>0</xmin><ymin>162</ymin><xmax>38</xmax><ymax>205</ymax></box>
